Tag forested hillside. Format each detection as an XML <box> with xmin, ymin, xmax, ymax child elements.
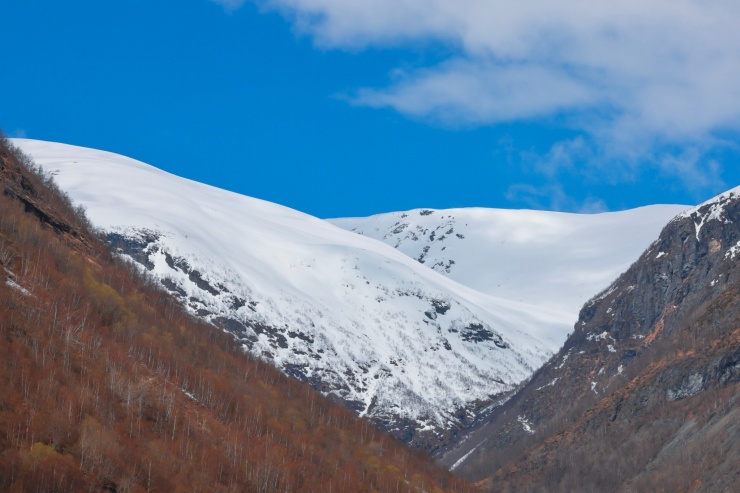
<box><xmin>0</xmin><ymin>133</ymin><xmax>471</xmax><ymax>492</ymax></box>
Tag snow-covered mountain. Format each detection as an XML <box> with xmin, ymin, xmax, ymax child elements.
<box><xmin>329</xmin><ymin>204</ymin><xmax>688</xmax><ymax>345</ymax></box>
<box><xmin>12</xmin><ymin>138</ymin><xmax>692</xmax><ymax>450</ymax></box>
<box><xmin>14</xmin><ymin>139</ymin><xmax>560</xmax><ymax>448</ymax></box>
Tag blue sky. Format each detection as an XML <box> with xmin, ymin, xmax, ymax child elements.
<box><xmin>2</xmin><ymin>1</ymin><xmax>739</xmax><ymax>218</ymax></box>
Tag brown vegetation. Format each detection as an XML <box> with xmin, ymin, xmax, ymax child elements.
<box><xmin>0</xmin><ymin>133</ymin><xmax>472</xmax><ymax>492</ymax></box>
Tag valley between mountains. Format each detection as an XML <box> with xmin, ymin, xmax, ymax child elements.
<box><xmin>13</xmin><ymin>138</ymin><xmax>686</xmax><ymax>452</ymax></box>
<box><xmin>4</xmin><ymin>136</ymin><xmax>738</xmax><ymax>491</ymax></box>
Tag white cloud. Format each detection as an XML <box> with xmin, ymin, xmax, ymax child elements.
<box><xmin>353</xmin><ymin>60</ymin><xmax>598</xmax><ymax>125</ymax></box>
<box><xmin>260</xmin><ymin>0</ymin><xmax>740</xmax><ymax>184</ymax></box>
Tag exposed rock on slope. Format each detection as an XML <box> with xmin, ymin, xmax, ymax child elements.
<box><xmin>440</xmin><ymin>187</ymin><xmax>740</xmax><ymax>492</ymax></box>
<box><xmin>330</xmin><ymin>204</ymin><xmax>687</xmax><ymax>347</ymax></box>
<box><xmin>13</xmin><ymin>139</ymin><xmax>554</xmax><ymax>451</ymax></box>
<box><xmin>0</xmin><ymin>134</ymin><xmax>473</xmax><ymax>493</ymax></box>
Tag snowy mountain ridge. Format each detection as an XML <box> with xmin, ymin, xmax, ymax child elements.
<box><xmin>329</xmin><ymin>204</ymin><xmax>688</xmax><ymax>344</ymax></box>
<box><xmin>15</xmin><ymin>139</ymin><xmax>558</xmax><ymax>447</ymax></box>
<box><xmin>13</xmin><ymin>138</ymin><xmax>689</xmax><ymax>448</ymax></box>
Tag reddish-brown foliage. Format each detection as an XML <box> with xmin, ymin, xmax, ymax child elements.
<box><xmin>0</xmin><ymin>134</ymin><xmax>472</xmax><ymax>493</ymax></box>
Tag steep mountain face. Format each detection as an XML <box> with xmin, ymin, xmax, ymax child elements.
<box><xmin>0</xmin><ymin>135</ymin><xmax>473</xmax><ymax>493</ymax></box>
<box><xmin>330</xmin><ymin>205</ymin><xmax>687</xmax><ymax>346</ymax></box>
<box><xmin>441</xmin><ymin>187</ymin><xmax>740</xmax><ymax>492</ymax></box>
<box><xmin>13</xmin><ymin>139</ymin><xmax>557</xmax><ymax>451</ymax></box>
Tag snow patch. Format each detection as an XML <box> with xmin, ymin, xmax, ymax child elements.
<box><xmin>587</xmin><ymin>331</ymin><xmax>611</xmax><ymax>342</ymax></box>
<box><xmin>676</xmin><ymin>187</ymin><xmax>739</xmax><ymax>241</ymax></box>
<box><xmin>536</xmin><ymin>377</ymin><xmax>559</xmax><ymax>391</ymax></box>
<box><xmin>5</xmin><ymin>278</ymin><xmax>30</xmax><ymax>296</ymax></box>
<box><xmin>726</xmin><ymin>240</ymin><xmax>740</xmax><ymax>260</ymax></box>
<box><xmin>450</xmin><ymin>443</ymin><xmax>480</xmax><ymax>471</ymax></box>
<box><xmin>589</xmin><ymin>286</ymin><xmax>618</xmax><ymax>305</ymax></box>
<box><xmin>517</xmin><ymin>415</ymin><xmax>535</xmax><ymax>434</ymax></box>
<box><xmin>555</xmin><ymin>353</ymin><xmax>570</xmax><ymax>369</ymax></box>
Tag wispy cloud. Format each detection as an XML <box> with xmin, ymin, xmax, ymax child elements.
<box><xmin>519</xmin><ymin>135</ymin><xmax>727</xmax><ymax>198</ymax></box>
<box><xmin>257</xmin><ymin>0</ymin><xmax>740</xmax><ymax>193</ymax></box>
<box><xmin>352</xmin><ymin>60</ymin><xmax>598</xmax><ymax>125</ymax></box>
<box><xmin>658</xmin><ymin>148</ymin><xmax>725</xmax><ymax>194</ymax></box>
<box><xmin>505</xmin><ymin>183</ymin><xmax>608</xmax><ymax>214</ymax></box>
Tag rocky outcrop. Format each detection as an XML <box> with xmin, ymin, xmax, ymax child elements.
<box><xmin>439</xmin><ymin>187</ymin><xmax>740</xmax><ymax>492</ymax></box>
<box><xmin>0</xmin><ymin>137</ymin><xmax>96</xmax><ymax>256</ymax></box>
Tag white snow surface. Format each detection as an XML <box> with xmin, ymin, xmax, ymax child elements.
<box><xmin>329</xmin><ymin>203</ymin><xmax>687</xmax><ymax>346</ymax></box>
<box><xmin>14</xmin><ymin>139</ymin><xmax>560</xmax><ymax>431</ymax></box>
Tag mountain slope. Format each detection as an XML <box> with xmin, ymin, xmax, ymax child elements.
<box><xmin>13</xmin><ymin>138</ymin><xmax>557</xmax><ymax>449</ymax></box>
<box><xmin>0</xmin><ymin>135</ymin><xmax>472</xmax><ymax>493</ymax></box>
<box><xmin>440</xmin><ymin>186</ymin><xmax>740</xmax><ymax>491</ymax></box>
<box><xmin>330</xmin><ymin>204</ymin><xmax>687</xmax><ymax>347</ymax></box>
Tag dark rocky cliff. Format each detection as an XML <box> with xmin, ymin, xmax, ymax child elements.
<box><xmin>440</xmin><ymin>188</ymin><xmax>739</xmax><ymax>492</ymax></box>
